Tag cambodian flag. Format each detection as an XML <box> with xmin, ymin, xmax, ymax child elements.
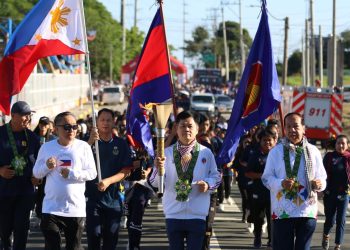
<box><xmin>126</xmin><ymin>8</ymin><xmax>174</xmax><ymax>157</ymax></box>
<box><xmin>217</xmin><ymin>1</ymin><xmax>281</xmax><ymax>165</ymax></box>
<box><xmin>0</xmin><ymin>0</ymin><xmax>86</xmax><ymax>115</ymax></box>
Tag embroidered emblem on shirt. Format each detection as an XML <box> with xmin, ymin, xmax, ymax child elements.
<box><xmin>22</xmin><ymin>141</ymin><xmax>27</xmax><ymax>146</ymax></box>
<box><xmin>113</xmin><ymin>146</ymin><xmax>119</xmax><ymax>155</ymax></box>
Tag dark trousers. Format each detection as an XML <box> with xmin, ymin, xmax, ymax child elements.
<box><xmin>238</xmin><ymin>184</ymin><xmax>249</xmax><ymax>219</ymax></box>
<box><xmin>323</xmin><ymin>193</ymin><xmax>349</xmax><ymax>245</ymax></box>
<box><xmin>273</xmin><ymin>218</ymin><xmax>317</xmax><ymax>250</ymax></box>
<box><xmin>40</xmin><ymin>213</ymin><xmax>85</xmax><ymax>250</ymax></box>
<box><xmin>202</xmin><ymin>192</ymin><xmax>217</xmax><ymax>250</ymax></box>
<box><xmin>251</xmin><ymin>197</ymin><xmax>271</xmax><ymax>242</ymax></box>
<box><xmin>0</xmin><ymin>195</ymin><xmax>34</xmax><ymax>250</ymax></box>
<box><xmin>217</xmin><ymin>175</ymin><xmax>233</xmax><ymax>203</ymax></box>
<box><xmin>126</xmin><ymin>184</ymin><xmax>151</xmax><ymax>250</ymax></box>
<box><xmin>166</xmin><ymin>219</ymin><xmax>206</xmax><ymax>250</ymax></box>
<box><xmin>86</xmin><ymin>200</ymin><xmax>122</xmax><ymax>250</ymax></box>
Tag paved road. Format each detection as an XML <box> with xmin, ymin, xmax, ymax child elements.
<box><xmin>27</xmin><ymin>183</ymin><xmax>350</xmax><ymax>250</ymax></box>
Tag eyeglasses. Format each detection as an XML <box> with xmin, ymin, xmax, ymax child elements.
<box><xmin>56</xmin><ymin>124</ymin><xmax>79</xmax><ymax>131</ymax></box>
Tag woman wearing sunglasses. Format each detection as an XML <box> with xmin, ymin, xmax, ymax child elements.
<box><xmin>33</xmin><ymin>111</ymin><xmax>97</xmax><ymax>250</ymax></box>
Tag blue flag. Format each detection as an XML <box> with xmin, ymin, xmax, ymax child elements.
<box><xmin>217</xmin><ymin>2</ymin><xmax>281</xmax><ymax>165</ymax></box>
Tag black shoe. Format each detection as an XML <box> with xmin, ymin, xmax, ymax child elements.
<box><xmin>254</xmin><ymin>237</ymin><xmax>262</xmax><ymax>248</ymax></box>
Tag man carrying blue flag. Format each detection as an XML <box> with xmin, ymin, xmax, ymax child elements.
<box><xmin>216</xmin><ymin>0</ymin><xmax>281</xmax><ymax>166</ymax></box>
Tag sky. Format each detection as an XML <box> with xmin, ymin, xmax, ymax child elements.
<box><xmin>98</xmin><ymin>0</ymin><xmax>350</xmax><ymax>71</ymax></box>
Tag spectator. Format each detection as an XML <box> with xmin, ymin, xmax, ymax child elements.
<box><xmin>322</xmin><ymin>135</ymin><xmax>350</xmax><ymax>250</ymax></box>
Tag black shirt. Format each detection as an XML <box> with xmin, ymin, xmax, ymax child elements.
<box><xmin>0</xmin><ymin>124</ymin><xmax>40</xmax><ymax>197</ymax></box>
<box><xmin>246</xmin><ymin>147</ymin><xmax>270</xmax><ymax>200</ymax></box>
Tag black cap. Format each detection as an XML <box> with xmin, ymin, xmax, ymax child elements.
<box><xmin>39</xmin><ymin>116</ymin><xmax>50</xmax><ymax>125</ymax></box>
<box><xmin>11</xmin><ymin>101</ymin><xmax>35</xmax><ymax>115</ymax></box>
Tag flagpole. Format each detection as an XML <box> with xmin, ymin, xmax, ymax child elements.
<box><xmin>79</xmin><ymin>0</ymin><xmax>102</xmax><ymax>182</ymax></box>
<box><xmin>278</xmin><ymin>103</ymin><xmax>285</xmax><ymax>137</ymax></box>
<box><xmin>157</xmin><ymin>0</ymin><xmax>177</xmax><ymax>117</ymax></box>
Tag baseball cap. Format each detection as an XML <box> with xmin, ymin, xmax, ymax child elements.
<box><xmin>11</xmin><ymin>101</ymin><xmax>35</xmax><ymax>115</ymax></box>
<box><xmin>39</xmin><ymin>116</ymin><xmax>50</xmax><ymax>125</ymax></box>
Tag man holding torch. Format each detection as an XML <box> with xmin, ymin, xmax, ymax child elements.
<box><xmin>150</xmin><ymin>111</ymin><xmax>221</xmax><ymax>250</ymax></box>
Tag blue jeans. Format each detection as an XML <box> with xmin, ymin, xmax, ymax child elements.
<box><xmin>273</xmin><ymin>218</ymin><xmax>316</xmax><ymax>250</ymax></box>
<box><xmin>86</xmin><ymin>200</ymin><xmax>122</xmax><ymax>250</ymax></box>
<box><xmin>166</xmin><ymin>218</ymin><xmax>206</xmax><ymax>250</ymax></box>
<box><xmin>323</xmin><ymin>193</ymin><xmax>349</xmax><ymax>245</ymax></box>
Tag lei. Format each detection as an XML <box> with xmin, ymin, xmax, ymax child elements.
<box><xmin>173</xmin><ymin>142</ymin><xmax>199</xmax><ymax>202</ymax></box>
<box><xmin>283</xmin><ymin>145</ymin><xmax>303</xmax><ymax>201</ymax></box>
<box><xmin>6</xmin><ymin>124</ymin><xmax>28</xmax><ymax>176</ymax></box>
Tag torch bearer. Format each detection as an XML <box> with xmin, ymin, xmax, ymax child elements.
<box><xmin>153</xmin><ymin>101</ymin><xmax>173</xmax><ymax>196</ymax></box>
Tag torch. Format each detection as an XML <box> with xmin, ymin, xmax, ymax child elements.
<box><xmin>152</xmin><ymin>100</ymin><xmax>173</xmax><ymax>196</ymax></box>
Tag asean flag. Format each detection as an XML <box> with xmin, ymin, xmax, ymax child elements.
<box><xmin>216</xmin><ymin>1</ymin><xmax>281</xmax><ymax>165</ymax></box>
<box><xmin>126</xmin><ymin>8</ymin><xmax>173</xmax><ymax>157</ymax></box>
<box><xmin>0</xmin><ymin>0</ymin><xmax>86</xmax><ymax>115</ymax></box>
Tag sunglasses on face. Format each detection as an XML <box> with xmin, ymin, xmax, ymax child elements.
<box><xmin>57</xmin><ymin>124</ymin><xmax>79</xmax><ymax>131</ymax></box>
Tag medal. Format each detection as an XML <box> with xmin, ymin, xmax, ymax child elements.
<box><xmin>175</xmin><ymin>178</ymin><xmax>192</xmax><ymax>202</ymax></box>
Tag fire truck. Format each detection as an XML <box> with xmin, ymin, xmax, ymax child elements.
<box><xmin>290</xmin><ymin>86</ymin><xmax>343</xmax><ymax>146</ymax></box>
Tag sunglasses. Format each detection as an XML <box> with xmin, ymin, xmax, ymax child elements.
<box><xmin>57</xmin><ymin>124</ymin><xmax>79</xmax><ymax>131</ymax></box>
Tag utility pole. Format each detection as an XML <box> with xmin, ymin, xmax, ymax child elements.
<box><xmin>319</xmin><ymin>25</ymin><xmax>323</xmax><ymax>86</ymax></box>
<box><xmin>239</xmin><ymin>0</ymin><xmax>245</xmax><ymax>78</ymax></box>
<box><xmin>121</xmin><ymin>0</ymin><xmax>126</xmax><ymax>65</ymax></box>
<box><xmin>305</xmin><ymin>19</ymin><xmax>310</xmax><ymax>86</ymax></box>
<box><xmin>134</xmin><ymin>0</ymin><xmax>138</xmax><ymax>28</ymax></box>
<box><xmin>332</xmin><ymin>0</ymin><xmax>337</xmax><ymax>87</ymax></box>
<box><xmin>182</xmin><ymin>0</ymin><xmax>187</xmax><ymax>65</ymax></box>
<box><xmin>309</xmin><ymin>0</ymin><xmax>315</xmax><ymax>86</ymax></box>
<box><xmin>282</xmin><ymin>17</ymin><xmax>289</xmax><ymax>86</ymax></box>
<box><xmin>222</xmin><ymin>7</ymin><xmax>229</xmax><ymax>83</ymax></box>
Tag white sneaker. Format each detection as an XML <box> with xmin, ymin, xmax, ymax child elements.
<box><xmin>227</xmin><ymin>197</ymin><xmax>234</xmax><ymax>205</ymax></box>
<box><xmin>262</xmin><ymin>221</ymin><xmax>267</xmax><ymax>233</ymax></box>
<box><xmin>217</xmin><ymin>204</ymin><xmax>225</xmax><ymax>212</ymax></box>
<box><xmin>247</xmin><ymin>223</ymin><xmax>254</xmax><ymax>233</ymax></box>
<box><xmin>120</xmin><ymin>216</ymin><xmax>127</xmax><ymax>229</ymax></box>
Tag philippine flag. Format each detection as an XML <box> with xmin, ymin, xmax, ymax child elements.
<box><xmin>126</xmin><ymin>8</ymin><xmax>174</xmax><ymax>157</ymax></box>
<box><xmin>58</xmin><ymin>159</ymin><xmax>72</xmax><ymax>167</ymax></box>
<box><xmin>0</xmin><ymin>0</ymin><xmax>86</xmax><ymax>115</ymax></box>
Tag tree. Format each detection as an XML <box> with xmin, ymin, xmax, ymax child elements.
<box><xmin>287</xmin><ymin>50</ymin><xmax>302</xmax><ymax>75</ymax></box>
<box><xmin>184</xmin><ymin>21</ymin><xmax>252</xmax><ymax>69</ymax></box>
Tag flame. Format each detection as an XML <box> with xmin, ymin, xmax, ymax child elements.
<box><xmin>139</xmin><ymin>102</ymin><xmax>159</xmax><ymax>111</ymax></box>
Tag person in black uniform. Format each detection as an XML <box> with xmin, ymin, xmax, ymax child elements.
<box><xmin>86</xmin><ymin>108</ymin><xmax>133</xmax><ymax>250</ymax></box>
<box><xmin>245</xmin><ymin>128</ymin><xmax>277</xmax><ymax>248</ymax></box>
<box><xmin>0</xmin><ymin>101</ymin><xmax>41</xmax><ymax>250</ymax></box>
<box><xmin>124</xmin><ymin>147</ymin><xmax>154</xmax><ymax>250</ymax></box>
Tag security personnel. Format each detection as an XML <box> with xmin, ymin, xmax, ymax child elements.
<box><xmin>124</xmin><ymin>148</ymin><xmax>154</xmax><ymax>250</ymax></box>
<box><xmin>0</xmin><ymin>101</ymin><xmax>41</xmax><ymax>250</ymax></box>
<box><xmin>245</xmin><ymin>128</ymin><xmax>277</xmax><ymax>248</ymax></box>
<box><xmin>86</xmin><ymin>108</ymin><xmax>133</xmax><ymax>250</ymax></box>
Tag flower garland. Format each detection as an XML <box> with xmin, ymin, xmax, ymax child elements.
<box><xmin>283</xmin><ymin>145</ymin><xmax>303</xmax><ymax>202</ymax></box>
<box><xmin>173</xmin><ymin>142</ymin><xmax>199</xmax><ymax>202</ymax></box>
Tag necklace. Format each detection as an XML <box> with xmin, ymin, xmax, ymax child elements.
<box><xmin>283</xmin><ymin>145</ymin><xmax>303</xmax><ymax>201</ymax></box>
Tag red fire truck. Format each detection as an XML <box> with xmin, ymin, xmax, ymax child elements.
<box><xmin>291</xmin><ymin>86</ymin><xmax>343</xmax><ymax>145</ymax></box>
